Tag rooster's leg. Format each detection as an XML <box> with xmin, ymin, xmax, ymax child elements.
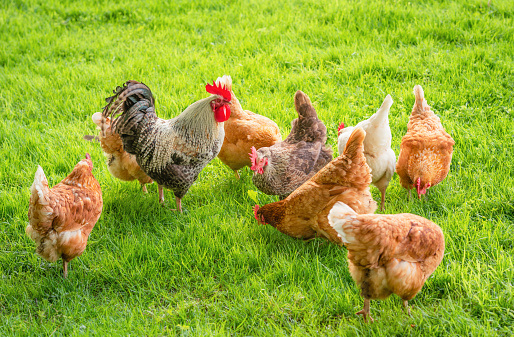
<box><xmin>355</xmin><ymin>298</ymin><xmax>374</xmax><ymax>323</ymax></box>
<box><xmin>403</xmin><ymin>300</ymin><xmax>411</xmax><ymax>316</ymax></box>
<box><xmin>234</xmin><ymin>170</ymin><xmax>240</xmax><ymax>179</ymax></box>
<box><xmin>141</xmin><ymin>184</ymin><xmax>148</xmax><ymax>194</ymax></box>
<box><xmin>175</xmin><ymin>197</ymin><xmax>182</xmax><ymax>213</ymax></box>
<box><xmin>408</xmin><ymin>189</ymin><xmax>412</xmax><ymax>200</ymax></box>
<box><xmin>158</xmin><ymin>185</ymin><xmax>165</xmax><ymax>204</ymax></box>
<box><xmin>63</xmin><ymin>260</ymin><xmax>68</xmax><ymax>279</ymax></box>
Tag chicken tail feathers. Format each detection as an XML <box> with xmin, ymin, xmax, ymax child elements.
<box><xmin>378</xmin><ymin>94</ymin><xmax>393</xmax><ymax>117</ymax></box>
<box><xmin>342</xmin><ymin>127</ymin><xmax>366</xmax><ymax>159</ymax></box>
<box><xmin>294</xmin><ymin>90</ymin><xmax>317</xmax><ymax>119</ymax></box>
<box><xmin>327</xmin><ymin>201</ymin><xmax>357</xmax><ymax>245</ymax></box>
<box><xmin>31</xmin><ymin>166</ymin><xmax>50</xmax><ymax>206</ymax></box>
<box><xmin>413</xmin><ymin>85</ymin><xmax>431</xmax><ymax>114</ymax></box>
<box><xmin>101</xmin><ymin>81</ymin><xmax>155</xmax><ymax>154</ymax></box>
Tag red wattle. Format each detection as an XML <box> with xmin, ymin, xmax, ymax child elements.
<box><xmin>214</xmin><ymin>105</ymin><xmax>231</xmax><ymax>122</ymax></box>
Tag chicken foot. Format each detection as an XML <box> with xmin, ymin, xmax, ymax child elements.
<box><xmin>234</xmin><ymin>170</ymin><xmax>240</xmax><ymax>179</ymax></box>
<box><xmin>141</xmin><ymin>183</ymin><xmax>148</xmax><ymax>194</ymax></box>
<box><xmin>356</xmin><ymin>299</ymin><xmax>374</xmax><ymax>323</ymax></box>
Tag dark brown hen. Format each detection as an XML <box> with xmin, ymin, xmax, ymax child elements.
<box><xmin>250</xmin><ymin>90</ymin><xmax>332</xmax><ymax>198</ymax></box>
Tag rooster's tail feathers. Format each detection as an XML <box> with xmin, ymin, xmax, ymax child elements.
<box><xmin>102</xmin><ymin>81</ymin><xmax>154</xmax><ymax>126</ymax></box>
<box><xmin>31</xmin><ymin>166</ymin><xmax>50</xmax><ymax>206</ymax></box>
<box><xmin>342</xmin><ymin>127</ymin><xmax>366</xmax><ymax>160</ymax></box>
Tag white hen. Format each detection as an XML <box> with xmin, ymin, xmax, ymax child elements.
<box><xmin>337</xmin><ymin>95</ymin><xmax>395</xmax><ymax>210</ymax></box>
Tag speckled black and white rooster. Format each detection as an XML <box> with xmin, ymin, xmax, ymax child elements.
<box><xmin>101</xmin><ymin>79</ymin><xmax>231</xmax><ymax>212</ymax></box>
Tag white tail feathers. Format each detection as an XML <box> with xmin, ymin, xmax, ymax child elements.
<box><xmin>368</xmin><ymin>94</ymin><xmax>393</xmax><ymax>124</ymax></box>
<box><xmin>31</xmin><ymin>166</ymin><xmax>50</xmax><ymax>206</ymax></box>
<box><xmin>327</xmin><ymin>201</ymin><xmax>357</xmax><ymax>244</ymax></box>
<box><xmin>379</xmin><ymin>94</ymin><xmax>394</xmax><ymax>113</ymax></box>
<box><xmin>215</xmin><ymin>75</ymin><xmax>232</xmax><ymax>92</ymax></box>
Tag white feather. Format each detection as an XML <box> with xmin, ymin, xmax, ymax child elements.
<box><xmin>327</xmin><ymin>201</ymin><xmax>358</xmax><ymax>244</ymax></box>
<box><xmin>337</xmin><ymin>94</ymin><xmax>395</xmax><ymax>184</ymax></box>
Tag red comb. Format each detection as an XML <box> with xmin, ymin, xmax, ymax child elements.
<box><xmin>206</xmin><ymin>81</ymin><xmax>231</xmax><ymax>101</ymax></box>
<box><xmin>337</xmin><ymin>122</ymin><xmax>345</xmax><ymax>136</ymax></box>
<box><xmin>249</xmin><ymin>146</ymin><xmax>258</xmax><ymax>170</ymax></box>
<box><xmin>85</xmin><ymin>153</ymin><xmax>91</xmax><ymax>160</ymax></box>
<box><xmin>253</xmin><ymin>204</ymin><xmax>261</xmax><ymax>223</ymax></box>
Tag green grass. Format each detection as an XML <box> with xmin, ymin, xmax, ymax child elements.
<box><xmin>1</xmin><ymin>0</ymin><xmax>513</xmax><ymax>335</ymax></box>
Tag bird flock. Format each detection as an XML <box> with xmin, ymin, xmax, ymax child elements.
<box><xmin>26</xmin><ymin>76</ymin><xmax>454</xmax><ymax>323</ymax></box>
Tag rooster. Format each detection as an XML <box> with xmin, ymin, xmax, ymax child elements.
<box><xmin>249</xmin><ymin>90</ymin><xmax>332</xmax><ymax>198</ymax></box>
<box><xmin>396</xmin><ymin>85</ymin><xmax>455</xmax><ymax>198</ymax></box>
<box><xmin>101</xmin><ymin>79</ymin><xmax>231</xmax><ymax>212</ymax></box>
<box><xmin>337</xmin><ymin>95</ymin><xmax>396</xmax><ymax>210</ymax></box>
<box><xmin>328</xmin><ymin>201</ymin><xmax>445</xmax><ymax>322</ymax></box>
<box><xmin>26</xmin><ymin>154</ymin><xmax>103</xmax><ymax>278</ymax></box>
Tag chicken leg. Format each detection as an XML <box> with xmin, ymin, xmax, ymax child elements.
<box><xmin>234</xmin><ymin>170</ymin><xmax>240</xmax><ymax>179</ymax></box>
<box><xmin>159</xmin><ymin>186</ymin><xmax>183</xmax><ymax>212</ymax></box>
<box><xmin>374</xmin><ymin>175</ymin><xmax>390</xmax><ymax>211</ymax></box>
<box><xmin>63</xmin><ymin>260</ymin><xmax>68</xmax><ymax>279</ymax></box>
<box><xmin>356</xmin><ymin>299</ymin><xmax>374</xmax><ymax>323</ymax></box>
<box><xmin>159</xmin><ymin>185</ymin><xmax>165</xmax><ymax>204</ymax></box>
<box><xmin>403</xmin><ymin>300</ymin><xmax>411</xmax><ymax>316</ymax></box>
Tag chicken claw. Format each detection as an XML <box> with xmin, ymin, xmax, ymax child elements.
<box><xmin>356</xmin><ymin>299</ymin><xmax>374</xmax><ymax>323</ymax></box>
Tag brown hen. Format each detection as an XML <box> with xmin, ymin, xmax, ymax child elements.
<box><xmin>215</xmin><ymin>75</ymin><xmax>282</xmax><ymax>178</ymax></box>
<box><xmin>254</xmin><ymin>127</ymin><xmax>376</xmax><ymax>240</ymax></box>
<box><xmin>396</xmin><ymin>85</ymin><xmax>454</xmax><ymax>198</ymax></box>
<box><xmin>327</xmin><ymin>201</ymin><xmax>445</xmax><ymax>322</ymax></box>
<box><xmin>26</xmin><ymin>154</ymin><xmax>103</xmax><ymax>278</ymax></box>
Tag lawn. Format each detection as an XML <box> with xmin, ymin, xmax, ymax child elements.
<box><xmin>1</xmin><ymin>0</ymin><xmax>513</xmax><ymax>335</ymax></box>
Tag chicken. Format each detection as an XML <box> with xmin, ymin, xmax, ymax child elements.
<box><xmin>26</xmin><ymin>154</ymin><xmax>103</xmax><ymax>278</ymax></box>
<box><xmin>253</xmin><ymin>127</ymin><xmax>376</xmax><ymax>240</ymax></box>
<box><xmin>337</xmin><ymin>94</ymin><xmax>396</xmax><ymax>210</ymax></box>
<box><xmin>101</xmin><ymin>79</ymin><xmax>231</xmax><ymax>212</ymax></box>
<box><xmin>215</xmin><ymin>75</ymin><xmax>282</xmax><ymax>178</ymax></box>
<box><xmin>396</xmin><ymin>85</ymin><xmax>455</xmax><ymax>198</ymax></box>
<box><xmin>327</xmin><ymin>201</ymin><xmax>445</xmax><ymax>322</ymax></box>
<box><xmin>249</xmin><ymin>90</ymin><xmax>333</xmax><ymax>198</ymax></box>
<box><xmin>91</xmin><ymin>112</ymin><xmax>153</xmax><ymax>193</ymax></box>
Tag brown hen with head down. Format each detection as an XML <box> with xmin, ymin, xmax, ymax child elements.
<box><xmin>26</xmin><ymin>154</ymin><xmax>103</xmax><ymax>278</ymax></box>
<box><xmin>215</xmin><ymin>75</ymin><xmax>282</xmax><ymax>178</ymax></box>
<box><xmin>328</xmin><ymin>201</ymin><xmax>445</xmax><ymax>322</ymax></box>
<box><xmin>253</xmin><ymin>127</ymin><xmax>376</xmax><ymax>241</ymax></box>
<box><xmin>396</xmin><ymin>85</ymin><xmax>454</xmax><ymax>198</ymax></box>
